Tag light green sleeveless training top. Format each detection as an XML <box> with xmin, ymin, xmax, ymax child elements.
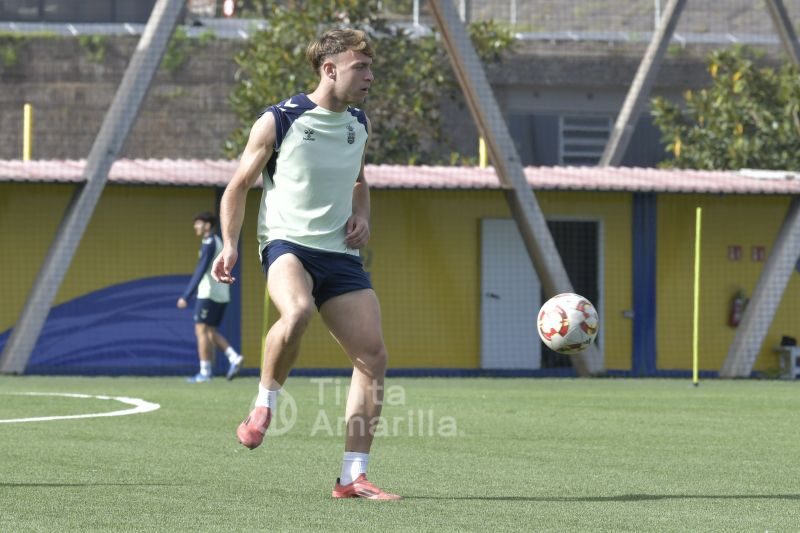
<box><xmin>257</xmin><ymin>93</ymin><xmax>369</xmax><ymax>257</ymax></box>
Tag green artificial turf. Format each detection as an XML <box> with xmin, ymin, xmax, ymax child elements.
<box><xmin>2</xmin><ymin>376</ymin><xmax>800</xmax><ymax>531</ymax></box>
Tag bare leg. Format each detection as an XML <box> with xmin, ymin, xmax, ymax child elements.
<box><xmin>261</xmin><ymin>254</ymin><xmax>315</xmax><ymax>387</ymax></box>
<box><xmin>320</xmin><ymin>289</ymin><xmax>388</xmax><ymax>453</ymax></box>
<box><xmin>324</xmin><ymin>291</ymin><xmax>403</xmax><ymax>500</ymax></box>
<box><xmin>207</xmin><ymin>327</ymin><xmax>231</xmax><ymax>352</ymax></box>
<box><xmin>195</xmin><ymin>323</ymin><xmax>214</xmax><ymax>363</ymax></box>
<box><xmin>236</xmin><ymin>254</ymin><xmax>316</xmax><ymax>448</ymax></box>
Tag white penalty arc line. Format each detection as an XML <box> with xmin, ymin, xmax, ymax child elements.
<box><xmin>0</xmin><ymin>392</ymin><xmax>160</xmax><ymax>424</ymax></box>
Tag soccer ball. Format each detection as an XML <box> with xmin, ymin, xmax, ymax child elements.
<box><xmin>537</xmin><ymin>293</ymin><xmax>599</xmax><ymax>354</ymax></box>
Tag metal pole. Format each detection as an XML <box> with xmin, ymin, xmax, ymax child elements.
<box><xmin>510</xmin><ymin>0</ymin><xmax>517</xmax><ymax>27</ymax></box>
<box><xmin>458</xmin><ymin>0</ymin><xmax>471</xmax><ymax>24</ymax></box>
<box><xmin>0</xmin><ymin>0</ymin><xmax>184</xmax><ymax>374</ymax></box>
<box><xmin>654</xmin><ymin>0</ymin><xmax>661</xmax><ymax>30</ymax></box>
<box><xmin>765</xmin><ymin>0</ymin><xmax>800</xmax><ymax>64</ymax></box>
<box><xmin>599</xmin><ymin>0</ymin><xmax>687</xmax><ymax>167</ymax></box>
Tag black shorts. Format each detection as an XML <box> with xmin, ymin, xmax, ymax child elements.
<box><xmin>262</xmin><ymin>239</ymin><xmax>372</xmax><ymax>309</ymax></box>
<box><xmin>193</xmin><ymin>298</ymin><xmax>227</xmax><ymax>326</ymax></box>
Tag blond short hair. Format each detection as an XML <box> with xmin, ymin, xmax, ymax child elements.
<box><xmin>306</xmin><ymin>28</ymin><xmax>374</xmax><ymax>73</ymax></box>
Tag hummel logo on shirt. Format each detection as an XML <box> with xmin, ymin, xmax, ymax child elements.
<box><xmin>303</xmin><ymin>129</ymin><xmax>315</xmax><ymax>141</ymax></box>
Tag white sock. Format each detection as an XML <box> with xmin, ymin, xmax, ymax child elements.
<box><xmin>224</xmin><ymin>346</ymin><xmax>240</xmax><ymax>362</ymax></box>
<box><xmin>199</xmin><ymin>360</ymin><xmax>212</xmax><ymax>376</ymax></box>
<box><xmin>255</xmin><ymin>382</ymin><xmax>280</xmax><ymax>410</ymax></box>
<box><xmin>340</xmin><ymin>452</ymin><xmax>369</xmax><ymax>485</ymax></box>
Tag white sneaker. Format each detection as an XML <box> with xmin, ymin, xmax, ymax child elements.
<box><xmin>187</xmin><ymin>372</ymin><xmax>212</xmax><ymax>383</ymax></box>
<box><xmin>226</xmin><ymin>354</ymin><xmax>244</xmax><ymax>380</ymax></box>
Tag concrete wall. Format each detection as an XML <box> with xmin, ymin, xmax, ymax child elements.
<box><xmin>0</xmin><ymin>181</ymin><xmax>634</xmax><ymax>374</ymax></box>
<box><xmin>3</xmin><ymin>178</ymin><xmax>797</xmax><ymax>375</ymax></box>
<box><xmin>0</xmin><ymin>35</ymin><xmax>242</xmax><ymax>160</ymax></box>
<box><xmin>656</xmin><ymin>194</ymin><xmax>800</xmax><ymax>374</ymax></box>
<box><xmin>0</xmin><ymin>34</ymin><xmax>716</xmax><ymax>163</ymax></box>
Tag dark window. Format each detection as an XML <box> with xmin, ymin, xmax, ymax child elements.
<box><xmin>1</xmin><ymin>0</ymin><xmax>157</xmax><ymax>22</ymax></box>
<box><xmin>0</xmin><ymin>0</ymin><xmax>42</xmax><ymax>21</ymax></box>
<box><xmin>540</xmin><ymin>220</ymin><xmax>599</xmax><ymax>369</ymax></box>
<box><xmin>113</xmin><ymin>0</ymin><xmax>158</xmax><ymax>23</ymax></box>
<box><xmin>42</xmin><ymin>0</ymin><xmax>112</xmax><ymax>22</ymax></box>
<box><xmin>508</xmin><ymin>113</ymin><xmax>559</xmax><ymax>166</ymax></box>
<box><xmin>621</xmin><ymin>115</ymin><xmax>669</xmax><ymax>167</ymax></box>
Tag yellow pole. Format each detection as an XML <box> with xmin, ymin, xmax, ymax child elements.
<box><xmin>23</xmin><ymin>103</ymin><xmax>32</xmax><ymax>161</ymax></box>
<box><xmin>478</xmin><ymin>137</ymin><xmax>487</xmax><ymax>168</ymax></box>
<box><xmin>692</xmin><ymin>206</ymin><xmax>702</xmax><ymax>386</ymax></box>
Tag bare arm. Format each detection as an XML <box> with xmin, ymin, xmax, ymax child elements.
<box><xmin>212</xmin><ymin>112</ymin><xmax>276</xmax><ymax>283</ymax></box>
<box><xmin>345</xmin><ymin>117</ymin><xmax>372</xmax><ymax>250</ymax></box>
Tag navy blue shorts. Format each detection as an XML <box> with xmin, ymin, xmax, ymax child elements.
<box><xmin>262</xmin><ymin>240</ymin><xmax>372</xmax><ymax>309</ymax></box>
<box><xmin>193</xmin><ymin>298</ymin><xmax>227</xmax><ymax>326</ymax></box>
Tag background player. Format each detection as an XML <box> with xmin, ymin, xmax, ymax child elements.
<box><xmin>178</xmin><ymin>211</ymin><xmax>244</xmax><ymax>383</ymax></box>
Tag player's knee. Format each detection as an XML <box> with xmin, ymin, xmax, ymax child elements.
<box><xmin>282</xmin><ymin>304</ymin><xmax>314</xmax><ymax>338</ymax></box>
<box><xmin>194</xmin><ymin>323</ymin><xmax>209</xmax><ymax>337</ymax></box>
<box><xmin>362</xmin><ymin>345</ymin><xmax>388</xmax><ymax>373</ymax></box>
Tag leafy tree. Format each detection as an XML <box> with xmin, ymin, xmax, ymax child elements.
<box><xmin>223</xmin><ymin>1</ymin><xmax>514</xmax><ymax>164</ymax></box>
<box><xmin>651</xmin><ymin>46</ymin><xmax>800</xmax><ymax>170</ymax></box>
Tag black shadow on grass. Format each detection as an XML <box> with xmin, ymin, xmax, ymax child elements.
<box><xmin>0</xmin><ymin>482</ymin><xmax>183</xmax><ymax>488</ymax></box>
<box><xmin>405</xmin><ymin>494</ymin><xmax>800</xmax><ymax>502</ymax></box>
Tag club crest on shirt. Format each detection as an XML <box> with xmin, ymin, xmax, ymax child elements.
<box><xmin>346</xmin><ymin>124</ymin><xmax>355</xmax><ymax>144</ymax></box>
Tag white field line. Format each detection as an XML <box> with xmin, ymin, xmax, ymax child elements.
<box><xmin>0</xmin><ymin>392</ymin><xmax>160</xmax><ymax>423</ymax></box>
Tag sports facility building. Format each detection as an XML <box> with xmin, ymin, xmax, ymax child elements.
<box><xmin>2</xmin><ymin>160</ymin><xmax>798</xmax><ymax>377</ymax></box>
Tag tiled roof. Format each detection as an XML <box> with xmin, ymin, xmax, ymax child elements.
<box><xmin>1</xmin><ymin>159</ymin><xmax>799</xmax><ymax>195</ymax></box>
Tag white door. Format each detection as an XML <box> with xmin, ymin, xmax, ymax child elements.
<box><xmin>480</xmin><ymin>219</ymin><xmax>541</xmax><ymax>369</ymax></box>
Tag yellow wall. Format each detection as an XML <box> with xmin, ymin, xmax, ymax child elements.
<box><xmin>1</xmin><ymin>183</ymin><xmax>73</xmax><ymax>334</ymax></box>
<box><xmin>9</xmin><ymin>181</ymin><xmax>794</xmax><ymax>375</ymax></box>
<box><xmin>240</xmin><ymin>191</ymin><xmax>267</xmax><ymax>369</ymax></box>
<box><xmin>1</xmin><ymin>182</ymin><xmax>217</xmax><ymax>334</ymax></box>
<box><xmin>245</xmin><ymin>189</ymin><xmax>632</xmax><ymax>370</ymax></box>
<box><xmin>657</xmin><ymin>194</ymin><xmax>797</xmax><ymax>373</ymax></box>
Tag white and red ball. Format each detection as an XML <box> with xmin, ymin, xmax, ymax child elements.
<box><xmin>537</xmin><ymin>293</ymin><xmax>599</xmax><ymax>354</ymax></box>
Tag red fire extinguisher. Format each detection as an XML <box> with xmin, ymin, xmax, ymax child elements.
<box><xmin>728</xmin><ymin>290</ymin><xmax>747</xmax><ymax>328</ymax></box>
